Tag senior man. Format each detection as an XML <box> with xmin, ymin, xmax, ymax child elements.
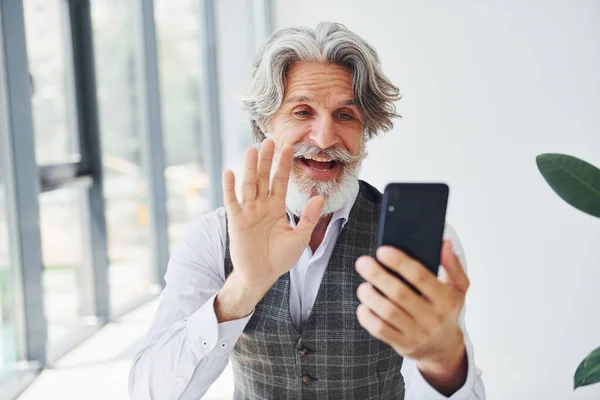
<box><xmin>130</xmin><ymin>21</ymin><xmax>486</xmax><ymax>399</ymax></box>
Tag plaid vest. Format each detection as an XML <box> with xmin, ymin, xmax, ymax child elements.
<box><xmin>224</xmin><ymin>181</ymin><xmax>405</xmax><ymax>399</ymax></box>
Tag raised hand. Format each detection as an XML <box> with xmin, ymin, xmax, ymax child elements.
<box><xmin>222</xmin><ymin>138</ymin><xmax>325</xmax><ymax>290</ymax></box>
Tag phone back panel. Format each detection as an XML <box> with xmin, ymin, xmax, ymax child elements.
<box><xmin>376</xmin><ymin>183</ymin><xmax>449</xmax><ymax>276</ymax></box>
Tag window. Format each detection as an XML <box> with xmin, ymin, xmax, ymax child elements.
<box><xmin>216</xmin><ymin>0</ymin><xmax>262</xmax><ymax>185</ymax></box>
<box><xmin>91</xmin><ymin>0</ymin><xmax>155</xmax><ymax>312</ymax></box>
<box><xmin>24</xmin><ymin>0</ymin><xmax>80</xmax><ymax>165</ymax></box>
<box><xmin>155</xmin><ymin>0</ymin><xmax>209</xmax><ymax>243</ymax></box>
<box><xmin>38</xmin><ymin>188</ymin><xmax>88</xmax><ymax>345</ymax></box>
<box><xmin>24</xmin><ymin>0</ymin><xmax>90</xmax><ymax>348</ymax></box>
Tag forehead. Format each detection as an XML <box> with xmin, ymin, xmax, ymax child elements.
<box><xmin>283</xmin><ymin>62</ymin><xmax>354</xmax><ymax>103</ymax></box>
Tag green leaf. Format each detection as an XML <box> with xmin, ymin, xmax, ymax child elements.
<box><xmin>574</xmin><ymin>346</ymin><xmax>600</xmax><ymax>389</ymax></box>
<box><xmin>536</xmin><ymin>154</ymin><xmax>600</xmax><ymax>218</ymax></box>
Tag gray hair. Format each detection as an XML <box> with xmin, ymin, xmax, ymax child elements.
<box><xmin>242</xmin><ymin>21</ymin><xmax>401</xmax><ymax>143</ymax></box>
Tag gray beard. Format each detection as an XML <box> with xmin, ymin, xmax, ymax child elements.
<box><xmin>285</xmin><ymin>161</ymin><xmax>362</xmax><ymax>217</ymax></box>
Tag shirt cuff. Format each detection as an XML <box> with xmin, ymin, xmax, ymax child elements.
<box><xmin>186</xmin><ymin>292</ymin><xmax>254</xmax><ymax>359</ymax></box>
<box><xmin>407</xmin><ymin>340</ymin><xmax>476</xmax><ymax>400</ymax></box>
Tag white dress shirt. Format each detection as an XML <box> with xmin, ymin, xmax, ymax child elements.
<box><xmin>129</xmin><ymin>185</ymin><xmax>486</xmax><ymax>399</ymax></box>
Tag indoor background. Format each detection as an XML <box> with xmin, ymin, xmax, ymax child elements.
<box><xmin>0</xmin><ymin>0</ymin><xmax>599</xmax><ymax>399</ymax></box>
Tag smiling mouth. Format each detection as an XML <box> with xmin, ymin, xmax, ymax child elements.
<box><xmin>298</xmin><ymin>156</ymin><xmax>338</xmax><ymax>171</ymax></box>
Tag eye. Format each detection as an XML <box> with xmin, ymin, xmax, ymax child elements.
<box><xmin>294</xmin><ymin>110</ymin><xmax>312</xmax><ymax>118</ymax></box>
<box><xmin>338</xmin><ymin>113</ymin><xmax>353</xmax><ymax>120</ymax></box>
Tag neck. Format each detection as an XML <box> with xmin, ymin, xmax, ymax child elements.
<box><xmin>308</xmin><ymin>214</ymin><xmax>333</xmax><ymax>253</ymax></box>
<box><xmin>293</xmin><ymin>213</ymin><xmax>333</xmax><ymax>253</ymax></box>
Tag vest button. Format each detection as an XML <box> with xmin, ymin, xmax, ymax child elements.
<box><xmin>299</xmin><ymin>347</ymin><xmax>309</xmax><ymax>357</ymax></box>
<box><xmin>302</xmin><ymin>375</ymin><xmax>312</xmax><ymax>384</ymax></box>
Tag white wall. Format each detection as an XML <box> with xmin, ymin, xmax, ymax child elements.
<box><xmin>274</xmin><ymin>1</ymin><xmax>600</xmax><ymax>399</ymax></box>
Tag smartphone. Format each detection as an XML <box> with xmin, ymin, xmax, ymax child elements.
<box><xmin>376</xmin><ymin>183</ymin><xmax>449</xmax><ymax>293</ymax></box>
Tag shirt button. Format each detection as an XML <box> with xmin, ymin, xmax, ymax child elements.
<box><xmin>299</xmin><ymin>348</ymin><xmax>309</xmax><ymax>358</ymax></box>
<box><xmin>302</xmin><ymin>374</ymin><xmax>312</xmax><ymax>384</ymax></box>
<box><xmin>201</xmin><ymin>339</ymin><xmax>209</xmax><ymax>347</ymax></box>
<box><xmin>306</xmin><ymin>308</ymin><xmax>311</xmax><ymax>316</ymax></box>
<box><xmin>175</xmin><ymin>376</ymin><xmax>184</xmax><ymax>384</ymax></box>
<box><xmin>220</xmin><ymin>342</ymin><xmax>227</xmax><ymax>349</ymax></box>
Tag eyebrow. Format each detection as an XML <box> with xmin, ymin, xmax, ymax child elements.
<box><xmin>283</xmin><ymin>96</ymin><xmax>357</xmax><ymax>107</ymax></box>
<box><xmin>283</xmin><ymin>95</ymin><xmax>314</xmax><ymax>105</ymax></box>
<box><xmin>339</xmin><ymin>99</ymin><xmax>356</xmax><ymax>107</ymax></box>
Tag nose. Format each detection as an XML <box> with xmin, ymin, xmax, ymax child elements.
<box><xmin>308</xmin><ymin>114</ymin><xmax>339</xmax><ymax>149</ymax></box>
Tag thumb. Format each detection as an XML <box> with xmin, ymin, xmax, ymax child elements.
<box><xmin>295</xmin><ymin>196</ymin><xmax>325</xmax><ymax>243</ymax></box>
<box><xmin>440</xmin><ymin>240</ymin><xmax>469</xmax><ymax>292</ymax></box>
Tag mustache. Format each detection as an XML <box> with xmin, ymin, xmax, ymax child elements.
<box><xmin>291</xmin><ymin>142</ymin><xmax>367</xmax><ymax>164</ymax></box>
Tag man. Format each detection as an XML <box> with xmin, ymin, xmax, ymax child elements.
<box><xmin>129</xmin><ymin>22</ymin><xmax>485</xmax><ymax>399</ymax></box>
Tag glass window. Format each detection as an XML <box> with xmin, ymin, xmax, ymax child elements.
<box><xmin>216</xmin><ymin>0</ymin><xmax>259</xmax><ymax>186</ymax></box>
<box><xmin>23</xmin><ymin>0</ymin><xmax>80</xmax><ymax>165</ymax></box>
<box><xmin>23</xmin><ymin>0</ymin><xmax>90</xmax><ymax>348</ymax></box>
<box><xmin>155</xmin><ymin>0</ymin><xmax>209</xmax><ymax>244</ymax></box>
<box><xmin>38</xmin><ymin>188</ymin><xmax>89</xmax><ymax>346</ymax></box>
<box><xmin>91</xmin><ymin>0</ymin><xmax>155</xmax><ymax>313</ymax></box>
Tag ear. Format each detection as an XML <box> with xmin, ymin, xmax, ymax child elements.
<box><xmin>260</xmin><ymin>124</ymin><xmax>269</xmax><ymax>136</ymax></box>
<box><xmin>251</xmin><ymin>120</ymin><xmax>267</xmax><ymax>143</ymax></box>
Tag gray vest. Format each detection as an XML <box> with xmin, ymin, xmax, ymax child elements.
<box><xmin>224</xmin><ymin>181</ymin><xmax>405</xmax><ymax>400</ymax></box>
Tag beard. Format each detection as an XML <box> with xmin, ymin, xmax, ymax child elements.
<box><xmin>286</xmin><ymin>165</ymin><xmax>360</xmax><ymax>217</ymax></box>
<box><xmin>269</xmin><ymin>138</ymin><xmax>367</xmax><ymax>217</ymax></box>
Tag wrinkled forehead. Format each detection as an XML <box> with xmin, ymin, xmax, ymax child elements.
<box><xmin>281</xmin><ymin>61</ymin><xmax>357</xmax><ymax>107</ymax></box>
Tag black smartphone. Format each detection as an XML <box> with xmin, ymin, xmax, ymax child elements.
<box><xmin>376</xmin><ymin>183</ymin><xmax>449</xmax><ymax>292</ymax></box>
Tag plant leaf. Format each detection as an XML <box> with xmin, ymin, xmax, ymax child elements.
<box><xmin>574</xmin><ymin>346</ymin><xmax>600</xmax><ymax>389</ymax></box>
<box><xmin>536</xmin><ymin>154</ymin><xmax>600</xmax><ymax>218</ymax></box>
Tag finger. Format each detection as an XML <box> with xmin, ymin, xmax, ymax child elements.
<box><xmin>356</xmin><ymin>282</ymin><xmax>418</xmax><ymax>334</ymax></box>
<box><xmin>241</xmin><ymin>146</ymin><xmax>259</xmax><ymax>203</ymax></box>
<box><xmin>222</xmin><ymin>169</ymin><xmax>241</xmax><ymax>216</ymax></box>
<box><xmin>440</xmin><ymin>240</ymin><xmax>469</xmax><ymax>292</ymax></box>
<box><xmin>295</xmin><ymin>196</ymin><xmax>325</xmax><ymax>243</ymax></box>
<box><xmin>270</xmin><ymin>144</ymin><xmax>294</xmax><ymax>200</ymax></box>
<box><xmin>355</xmin><ymin>256</ymin><xmax>431</xmax><ymax>317</ymax></box>
<box><xmin>256</xmin><ymin>138</ymin><xmax>275</xmax><ymax>198</ymax></box>
<box><xmin>376</xmin><ymin>246</ymin><xmax>447</xmax><ymax>303</ymax></box>
<box><xmin>356</xmin><ymin>303</ymin><xmax>407</xmax><ymax>350</ymax></box>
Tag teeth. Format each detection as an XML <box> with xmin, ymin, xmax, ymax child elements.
<box><xmin>304</xmin><ymin>155</ymin><xmax>333</xmax><ymax>162</ymax></box>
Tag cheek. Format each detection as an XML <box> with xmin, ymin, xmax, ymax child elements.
<box><xmin>277</xmin><ymin>122</ymin><xmax>312</xmax><ymax>147</ymax></box>
<box><xmin>342</xmin><ymin>131</ymin><xmax>364</xmax><ymax>155</ymax></box>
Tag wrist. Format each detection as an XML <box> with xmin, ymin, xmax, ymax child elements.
<box><xmin>215</xmin><ymin>272</ymin><xmax>274</xmax><ymax>323</ymax></box>
<box><xmin>416</xmin><ymin>330</ymin><xmax>468</xmax><ymax>395</ymax></box>
<box><xmin>418</xmin><ymin>340</ymin><xmax>466</xmax><ymax>377</ymax></box>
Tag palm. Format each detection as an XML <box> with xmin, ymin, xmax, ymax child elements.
<box><xmin>223</xmin><ymin>139</ymin><xmax>324</xmax><ymax>288</ymax></box>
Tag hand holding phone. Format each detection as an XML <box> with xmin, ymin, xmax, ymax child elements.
<box><xmin>376</xmin><ymin>183</ymin><xmax>449</xmax><ymax>293</ymax></box>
